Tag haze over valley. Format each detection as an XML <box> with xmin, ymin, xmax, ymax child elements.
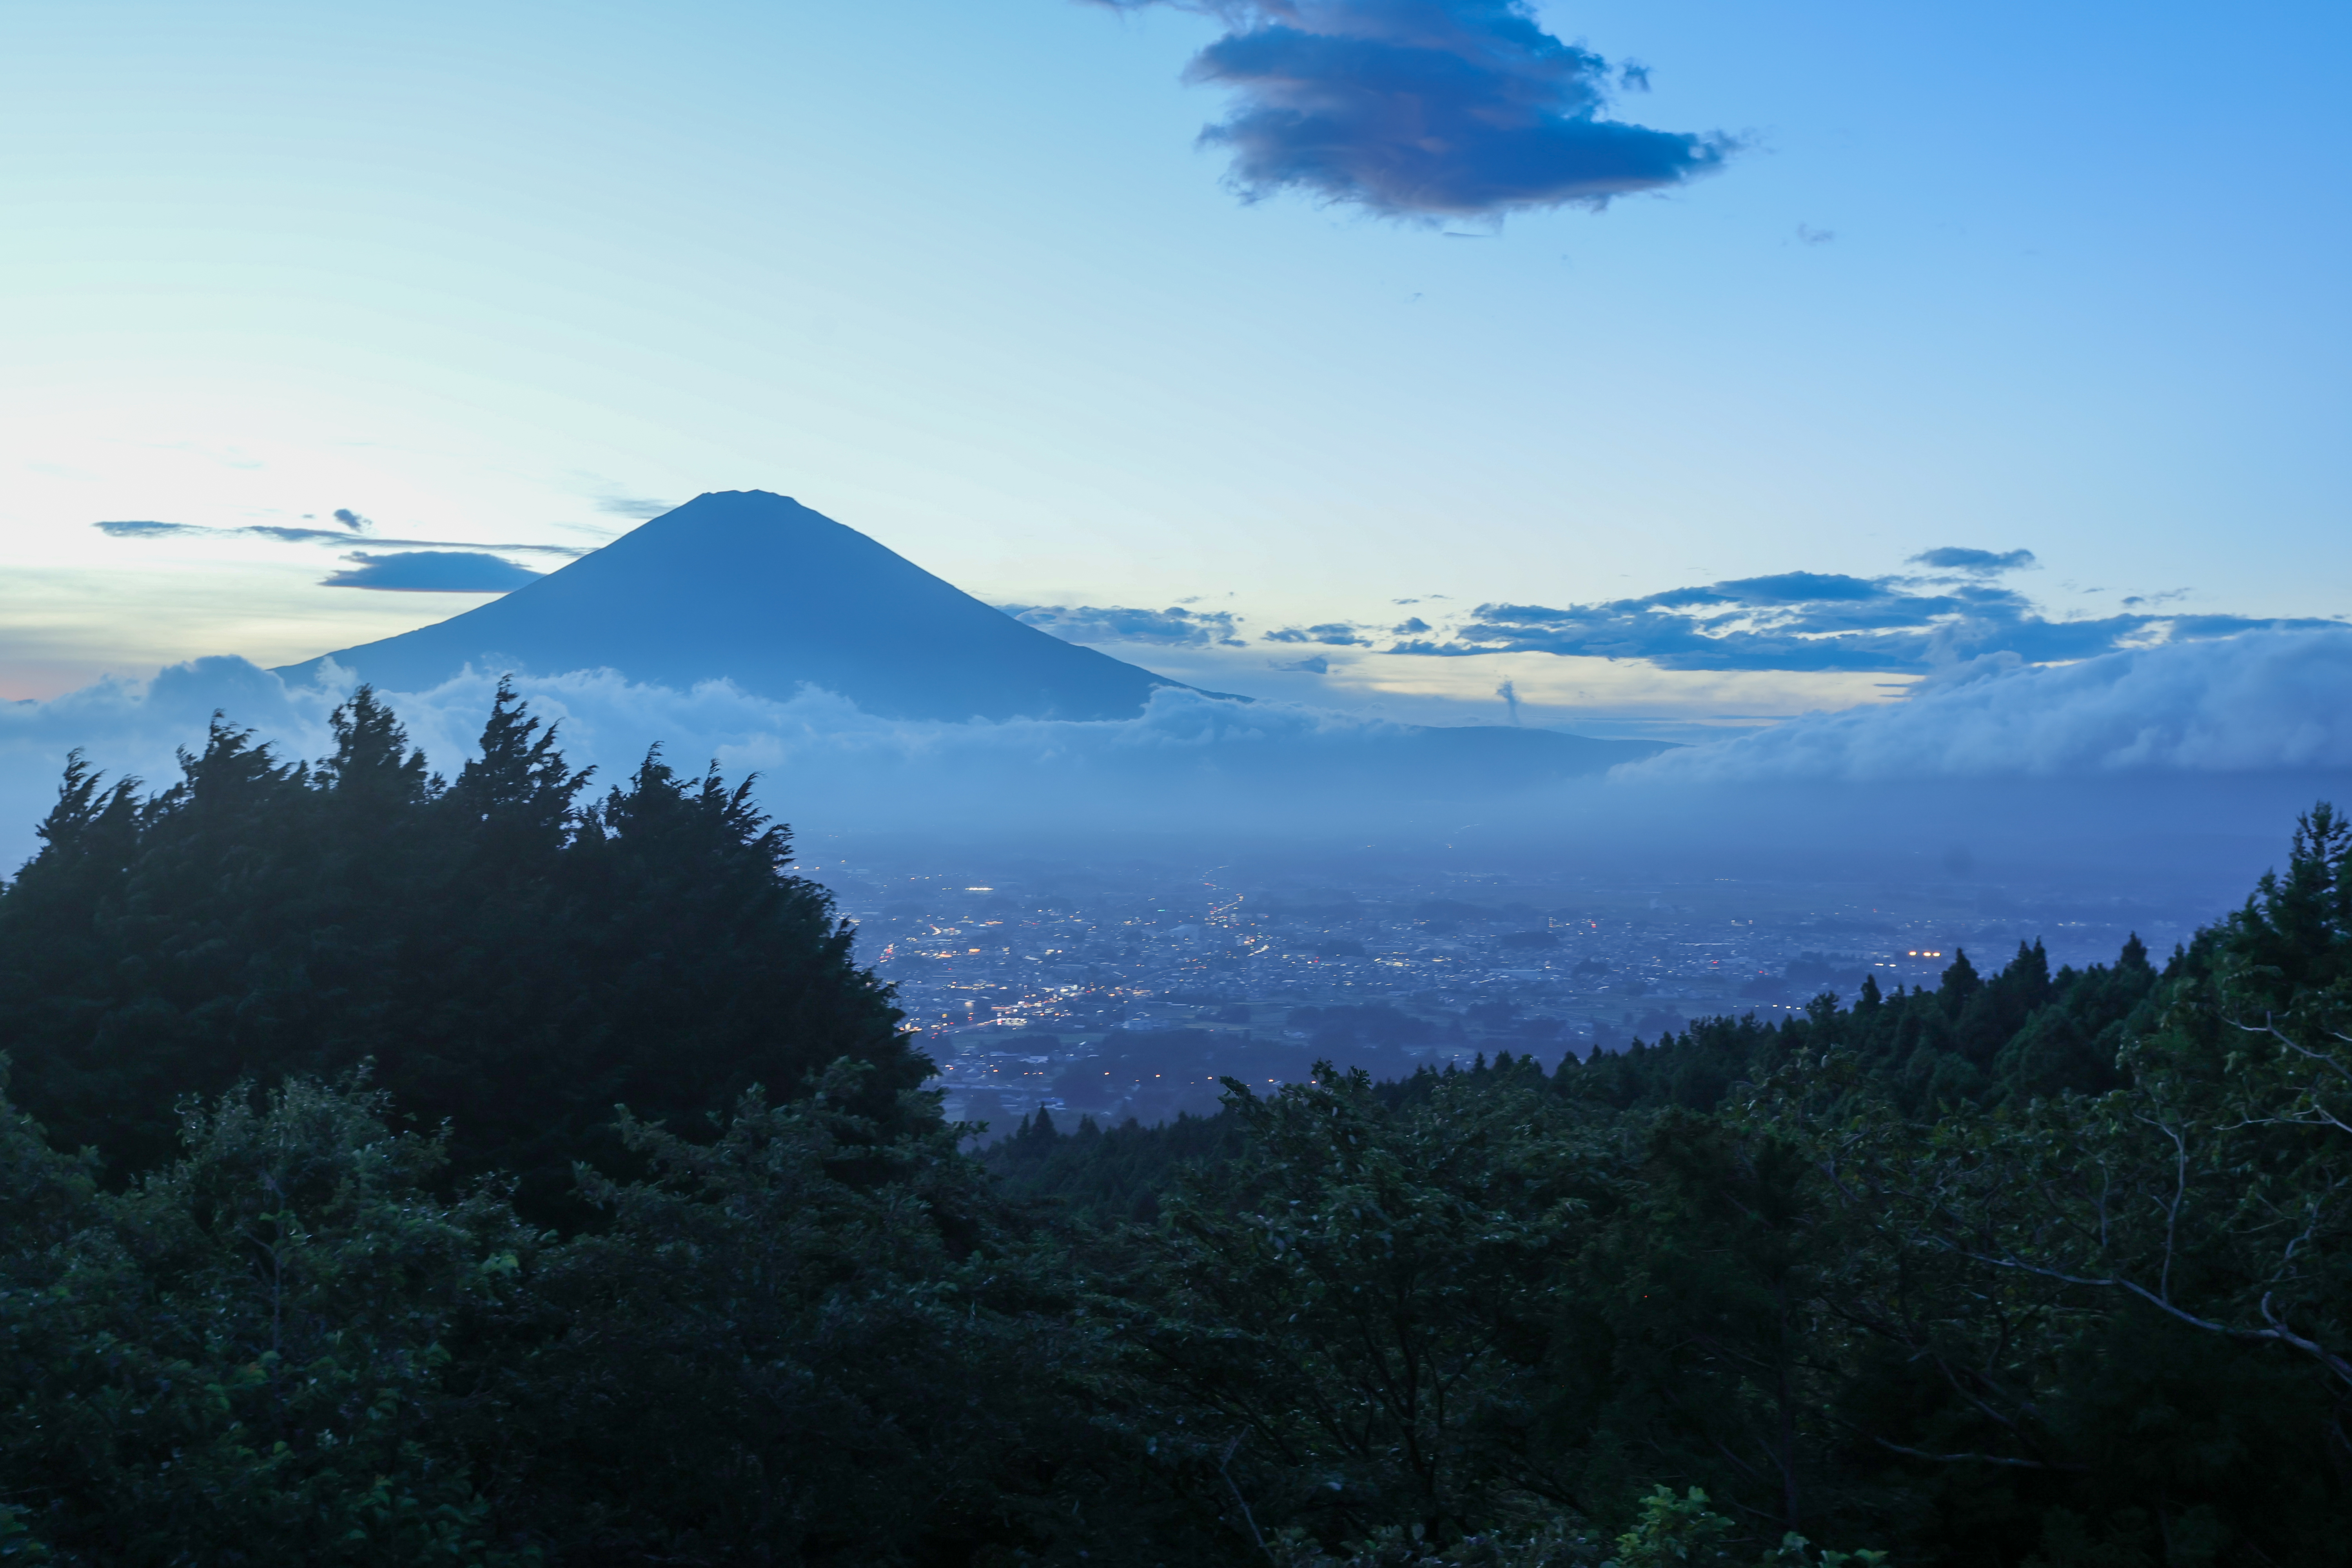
<box><xmin>5</xmin><ymin>486</ymin><xmax>2340</xmax><ymax>1144</ymax></box>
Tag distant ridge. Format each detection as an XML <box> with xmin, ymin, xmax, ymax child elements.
<box><xmin>278</xmin><ymin>491</ymin><xmax>1206</xmax><ymax>722</ymax></box>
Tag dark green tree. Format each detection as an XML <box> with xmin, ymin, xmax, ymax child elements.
<box><xmin>0</xmin><ymin>687</ymin><xmax>924</xmax><ymax>1218</ymax></box>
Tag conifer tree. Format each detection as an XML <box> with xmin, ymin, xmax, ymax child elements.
<box><xmin>446</xmin><ymin>674</ymin><xmax>586</xmax><ymax>865</ymax></box>
<box><xmin>317</xmin><ymin>685</ymin><xmax>432</xmax><ymax>807</ymax></box>
<box><xmin>0</xmin><ymin>688</ymin><xmax>923</xmax><ymax>1214</ymax></box>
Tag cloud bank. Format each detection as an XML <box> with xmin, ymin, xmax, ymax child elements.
<box><xmin>1625</xmin><ymin>630</ymin><xmax>2352</xmax><ymax>782</ymax></box>
<box><xmin>1395</xmin><ymin>563</ymin><xmax>2343</xmax><ymax>673</ymax></box>
<box><xmin>1099</xmin><ymin>0</ymin><xmax>1730</xmax><ymax>218</ymax></box>
<box><xmin>0</xmin><ymin>630</ymin><xmax>2340</xmax><ymax>909</ymax></box>
<box><xmin>1000</xmin><ymin>603</ymin><xmax>1245</xmax><ymax>647</ymax></box>
<box><xmin>0</xmin><ymin>660</ymin><xmax>1605</xmax><ymax>869</ymax></box>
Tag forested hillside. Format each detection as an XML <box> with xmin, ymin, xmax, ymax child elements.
<box><xmin>981</xmin><ymin>924</ymin><xmax>2161</xmax><ymax>1224</ymax></box>
<box><xmin>2</xmin><ymin>691</ymin><xmax>2347</xmax><ymax>1566</ymax></box>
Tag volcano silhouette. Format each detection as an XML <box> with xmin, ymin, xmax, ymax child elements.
<box><xmin>277</xmin><ymin>489</ymin><xmax>1669</xmax><ymax>782</ymax></box>
<box><xmin>278</xmin><ymin>491</ymin><xmax>1207</xmax><ymax>721</ymax></box>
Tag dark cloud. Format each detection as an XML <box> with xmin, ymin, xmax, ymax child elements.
<box><xmin>321</xmin><ymin>552</ymin><xmax>544</xmax><ymax>593</ymax></box>
<box><xmin>1908</xmin><ymin>546</ymin><xmax>2036</xmax><ymax>574</ymax></box>
<box><xmin>94</xmin><ymin>521</ymin><xmax>589</xmax><ymax>556</ymax></box>
<box><xmin>1097</xmin><ymin>0</ymin><xmax>1731</xmax><ymax>219</ymax></box>
<box><xmin>1393</xmin><ymin>616</ymin><xmax>1432</xmax><ymax>633</ymax></box>
<box><xmin>1265</xmin><ymin>622</ymin><xmax>1373</xmax><ymax>646</ymax></box>
<box><xmin>1388</xmin><ymin>568</ymin><xmax>2345</xmax><ymax>673</ymax></box>
<box><xmin>1000</xmin><ymin>604</ymin><xmax>1246</xmax><ymax>648</ymax></box>
<box><xmin>1271</xmin><ymin>654</ymin><xmax>1331</xmax><ymax>674</ymax></box>
<box><xmin>331</xmin><ymin>508</ymin><xmax>371</xmax><ymax>532</ymax></box>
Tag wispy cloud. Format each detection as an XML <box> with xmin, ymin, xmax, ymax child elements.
<box><xmin>1000</xmin><ymin>603</ymin><xmax>1246</xmax><ymax>648</ymax></box>
<box><xmin>1390</xmin><ymin>561</ymin><xmax>2343</xmax><ymax>674</ymax></box>
<box><xmin>1907</xmin><ymin>545</ymin><xmax>2035</xmax><ymax>574</ymax></box>
<box><xmin>593</xmin><ymin>495</ymin><xmax>675</xmax><ymax>519</ymax></box>
<box><xmin>320</xmin><ymin>552</ymin><xmax>544</xmax><ymax>593</ymax></box>
<box><xmin>94</xmin><ymin>521</ymin><xmax>590</xmax><ymax>557</ymax></box>
<box><xmin>1093</xmin><ymin>0</ymin><xmax>1731</xmax><ymax>219</ymax></box>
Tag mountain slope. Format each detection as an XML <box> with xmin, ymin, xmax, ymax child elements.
<box><xmin>278</xmin><ymin>491</ymin><xmax>1200</xmax><ymax>722</ymax></box>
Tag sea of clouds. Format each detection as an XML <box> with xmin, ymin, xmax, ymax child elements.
<box><xmin>3</xmin><ymin>629</ymin><xmax>2346</xmax><ymax>907</ymax></box>
<box><xmin>0</xmin><ymin>657</ymin><xmax>1510</xmax><ymax>858</ymax></box>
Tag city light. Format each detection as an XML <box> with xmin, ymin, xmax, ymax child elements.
<box><xmin>844</xmin><ymin>869</ymin><xmax>2167</xmax><ymax>1133</ymax></box>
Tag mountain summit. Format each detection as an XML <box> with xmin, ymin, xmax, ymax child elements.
<box><xmin>278</xmin><ymin>491</ymin><xmax>1200</xmax><ymax>721</ymax></box>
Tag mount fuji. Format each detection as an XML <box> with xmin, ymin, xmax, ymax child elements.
<box><xmin>279</xmin><ymin>491</ymin><xmax>1212</xmax><ymax>722</ymax></box>
<box><xmin>277</xmin><ymin>490</ymin><xmax>1665</xmax><ymax>781</ymax></box>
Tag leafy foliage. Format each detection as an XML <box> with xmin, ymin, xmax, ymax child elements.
<box><xmin>0</xmin><ymin>1067</ymin><xmax>532</xmax><ymax>1564</ymax></box>
<box><xmin>1114</xmin><ymin>1065</ymin><xmax>1608</xmax><ymax>1543</ymax></box>
<box><xmin>470</xmin><ymin>1062</ymin><xmax>1103</xmax><ymax>1563</ymax></box>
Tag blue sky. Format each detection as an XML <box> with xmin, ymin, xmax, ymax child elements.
<box><xmin>2</xmin><ymin>0</ymin><xmax>2346</xmax><ymax>731</ymax></box>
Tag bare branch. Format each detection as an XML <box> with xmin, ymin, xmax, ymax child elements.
<box><xmin>1873</xmin><ymin>1437</ymin><xmax>2086</xmax><ymax>1472</ymax></box>
<box><xmin>1945</xmin><ymin>1246</ymin><xmax>2352</xmax><ymax>1390</ymax></box>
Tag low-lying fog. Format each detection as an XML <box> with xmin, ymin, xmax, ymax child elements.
<box><xmin>0</xmin><ymin>628</ymin><xmax>2344</xmax><ymax>940</ymax></box>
